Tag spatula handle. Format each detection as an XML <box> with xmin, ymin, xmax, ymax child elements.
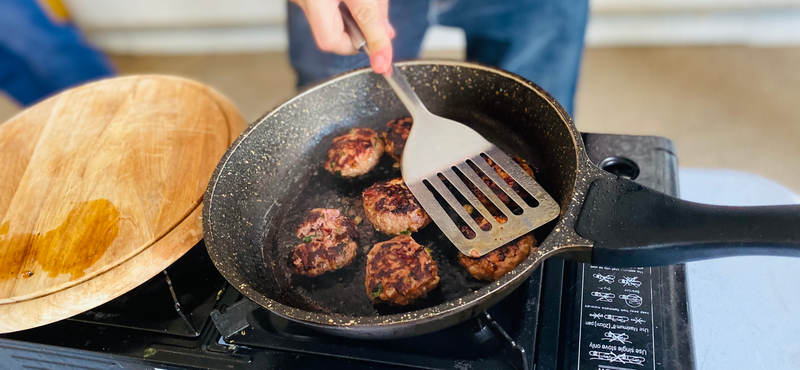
<box><xmin>339</xmin><ymin>2</ymin><xmax>367</xmax><ymax>52</ymax></box>
<box><xmin>576</xmin><ymin>176</ymin><xmax>800</xmax><ymax>266</ymax></box>
<box><xmin>381</xmin><ymin>66</ymin><xmax>430</xmax><ymax>119</ymax></box>
<box><xmin>339</xmin><ymin>3</ymin><xmax>429</xmax><ymax>118</ymax></box>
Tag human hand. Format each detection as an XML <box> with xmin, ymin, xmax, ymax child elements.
<box><xmin>290</xmin><ymin>0</ymin><xmax>395</xmax><ymax>74</ymax></box>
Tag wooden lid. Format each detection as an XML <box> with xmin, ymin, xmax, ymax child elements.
<box><xmin>0</xmin><ymin>75</ymin><xmax>246</xmax><ymax>332</ymax></box>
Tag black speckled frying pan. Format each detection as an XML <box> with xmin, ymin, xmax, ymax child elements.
<box><xmin>203</xmin><ymin>61</ymin><xmax>800</xmax><ymax>339</ymax></box>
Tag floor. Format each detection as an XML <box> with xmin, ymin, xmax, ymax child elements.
<box><xmin>575</xmin><ymin>47</ymin><xmax>800</xmax><ymax>195</ymax></box>
<box><xmin>2</xmin><ymin>46</ymin><xmax>799</xmax><ymax>193</ymax></box>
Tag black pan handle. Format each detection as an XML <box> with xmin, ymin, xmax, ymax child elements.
<box><xmin>575</xmin><ymin>176</ymin><xmax>800</xmax><ymax>267</ymax></box>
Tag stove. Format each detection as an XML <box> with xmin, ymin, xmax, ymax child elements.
<box><xmin>0</xmin><ymin>133</ymin><xmax>694</xmax><ymax>370</ymax></box>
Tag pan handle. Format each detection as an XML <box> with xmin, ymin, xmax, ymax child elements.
<box><xmin>575</xmin><ymin>176</ymin><xmax>800</xmax><ymax>267</ymax></box>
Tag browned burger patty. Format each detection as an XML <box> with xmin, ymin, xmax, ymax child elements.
<box><xmin>362</xmin><ymin>178</ymin><xmax>431</xmax><ymax>236</ymax></box>
<box><xmin>382</xmin><ymin>117</ymin><xmax>412</xmax><ymax>162</ymax></box>
<box><xmin>458</xmin><ymin>217</ymin><xmax>536</xmax><ymax>281</ymax></box>
<box><xmin>291</xmin><ymin>239</ymin><xmax>358</xmax><ymax>277</ymax></box>
<box><xmin>365</xmin><ymin>235</ymin><xmax>439</xmax><ymax>305</ymax></box>
<box><xmin>291</xmin><ymin>208</ymin><xmax>358</xmax><ymax>277</ymax></box>
<box><xmin>325</xmin><ymin>128</ymin><xmax>384</xmax><ymax>177</ymax></box>
<box><xmin>296</xmin><ymin>208</ymin><xmax>356</xmax><ymax>242</ymax></box>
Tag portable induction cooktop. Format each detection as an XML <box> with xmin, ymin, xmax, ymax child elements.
<box><xmin>0</xmin><ymin>133</ymin><xmax>694</xmax><ymax>370</ymax></box>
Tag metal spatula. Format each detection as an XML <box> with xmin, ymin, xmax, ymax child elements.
<box><xmin>341</xmin><ymin>4</ymin><xmax>560</xmax><ymax>257</ymax></box>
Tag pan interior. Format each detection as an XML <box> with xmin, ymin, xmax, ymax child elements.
<box><xmin>206</xmin><ymin>63</ymin><xmax>578</xmax><ymax>319</ymax></box>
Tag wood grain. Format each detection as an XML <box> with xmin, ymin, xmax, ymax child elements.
<box><xmin>0</xmin><ymin>205</ymin><xmax>205</xmax><ymax>333</ymax></box>
<box><xmin>0</xmin><ymin>75</ymin><xmax>246</xmax><ymax>332</ymax></box>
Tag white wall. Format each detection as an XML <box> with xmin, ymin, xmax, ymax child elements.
<box><xmin>593</xmin><ymin>0</ymin><xmax>800</xmax><ymax>13</ymax></box>
<box><xmin>64</xmin><ymin>0</ymin><xmax>287</xmax><ymax>28</ymax></box>
<box><xmin>63</xmin><ymin>0</ymin><xmax>800</xmax><ymax>54</ymax></box>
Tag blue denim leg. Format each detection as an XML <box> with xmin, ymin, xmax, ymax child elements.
<box><xmin>0</xmin><ymin>0</ymin><xmax>115</xmax><ymax>106</ymax></box>
<box><xmin>288</xmin><ymin>0</ymin><xmax>431</xmax><ymax>88</ymax></box>
<box><xmin>436</xmin><ymin>0</ymin><xmax>588</xmax><ymax>114</ymax></box>
<box><xmin>287</xmin><ymin>0</ymin><xmax>587</xmax><ymax>114</ymax></box>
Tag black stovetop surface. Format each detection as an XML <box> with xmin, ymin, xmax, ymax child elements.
<box><xmin>0</xmin><ymin>133</ymin><xmax>694</xmax><ymax>370</ymax></box>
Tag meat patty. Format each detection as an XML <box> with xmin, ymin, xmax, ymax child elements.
<box><xmin>458</xmin><ymin>217</ymin><xmax>536</xmax><ymax>281</ymax></box>
<box><xmin>296</xmin><ymin>208</ymin><xmax>356</xmax><ymax>242</ymax></box>
<box><xmin>365</xmin><ymin>235</ymin><xmax>439</xmax><ymax>305</ymax></box>
<box><xmin>292</xmin><ymin>238</ymin><xmax>358</xmax><ymax>277</ymax></box>
<box><xmin>325</xmin><ymin>128</ymin><xmax>384</xmax><ymax>177</ymax></box>
<box><xmin>362</xmin><ymin>178</ymin><xmax>431</xmax><ymax>236</ymax></box>
<box><xmin>382</xmin><ymin>117</ymin><xmax>412</xmax><ymax>162</ymax></box>
<box><xmin>292</xmin><ymin>208</ymin><xmax>358</xmax><ymax>277</ymax></box>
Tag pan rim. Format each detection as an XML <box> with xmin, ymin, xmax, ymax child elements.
<box><xmin>203</xmin><ymin>60</ymin><xmax>587</xmax><ymax>335</ymax></box>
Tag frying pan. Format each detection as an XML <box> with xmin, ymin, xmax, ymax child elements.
<box><xmin>203</xmin><ymin>61</ymin><xmax>800</xmax><ymax>339</ymax></box>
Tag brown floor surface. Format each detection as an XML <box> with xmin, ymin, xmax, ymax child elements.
<box><xmin>2</xmin><ymin>47</ymin><xmax>798</xmax><ymax>193</ymax></box>
<box><xmin>574</xmin><ymin>47</ymin><xmax>800</xmax><ymax>194</ymax></box>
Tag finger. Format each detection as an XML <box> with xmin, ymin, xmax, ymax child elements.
<box><xmin>343</xmin><ymin>0</ymin><xmax>393</xmax><ymax>73</ymax></box>
<box><xmin>385</xmin><ymin>20</ymin><xmax>395</xmax><ymax>39</ymax></box>
<box><xmin>377</xmin><ymin>0</ymin><xmax>395</xmax><ymax>38</ymax></box>
<box><xmin>303</xmin><ymin>0</ymin><xmax>358</xmax><ymax>55</ymax></box>
<box><xmin>378</xmin><ymin>0</ymin><xmax>389</xmax><ymax>19</ymax></box>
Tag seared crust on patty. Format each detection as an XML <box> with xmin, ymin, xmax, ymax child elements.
<box><xmin>365</xmin><ymin>235</ymin><xmax>439</xmax><ymax>305</ymax></box>
<box><xmin>362</xmin><ymin>178</ymin><xmax>431</xmax><ymax>236</ymax></box>
<box><xmin>325</xmin><ymin>128</ymin><xmax>384</xmax><ymax>177</ymax></box>
<box><xmin>292</xmin><ymin>208</ymin><xmax>358</xmax><ymax>277</ymax></box>
<box><xmin>292</xmin><ymin>239</ymin><xmax>358</xmax><ymax>277</ymax></box>
<box><xmin>382</xmin><ymin>117</ymin><xmax>413</xmax><ymax>162</ymax></box>
<box><xmin>458</xmin><ymin>217</ymin><xmax>535</xmax><ymax>281</ymax></box>
<box><xmin>296</xmin><ymin>208</ymin><xmax>356</xmax><ymax>241</ymax></box>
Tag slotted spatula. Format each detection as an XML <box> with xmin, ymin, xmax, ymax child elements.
<box><xmin>341</xmin><ymin>4</ymin><xmax>560</xmax><ymax>257</ymax></box>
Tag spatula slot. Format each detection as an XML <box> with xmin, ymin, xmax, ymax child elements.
<box><xmin>450</xmin><ymin>165</ymin><xmax>508</xmax><ymax>224</ymax></box>
<box><xmin>437</xmin><ymin>174</ymin><xmax>492</xmax><ymax>231</ymax></box>
<box><xmin>467</xmin><ymin>159</ymin><xmax>524</xmax><ymax>216</ymax></box>
<box><xmin>479</xmin><ymin>153</ymin><xmax>540</xmax><ymax>209</ymax></box>
<box><xmin>422</xmin><ymin>179</ymin><xmax>476</xmax><ymax>239</ymax></box>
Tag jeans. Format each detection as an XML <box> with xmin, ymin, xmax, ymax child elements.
<box><xmin>0</xmin><ymin>0</ymin><xmax>114</xmax><ymax>106</ymax></box>
<box><xmin>288</xmin><ymin>0</ymin><xmax>588</xmax><ymax>114</ymax></box>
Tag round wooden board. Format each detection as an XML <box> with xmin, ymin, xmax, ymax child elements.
<box><xmin>0</xmin><ymin>75</ymin><xmax>246</xmax><ymax>333</ymax></box>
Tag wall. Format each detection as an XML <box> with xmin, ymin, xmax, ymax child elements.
<box><xmin>62</xmin><ymin>0</ymin><xmax>800</xmax><ymax>54</ymax></box>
